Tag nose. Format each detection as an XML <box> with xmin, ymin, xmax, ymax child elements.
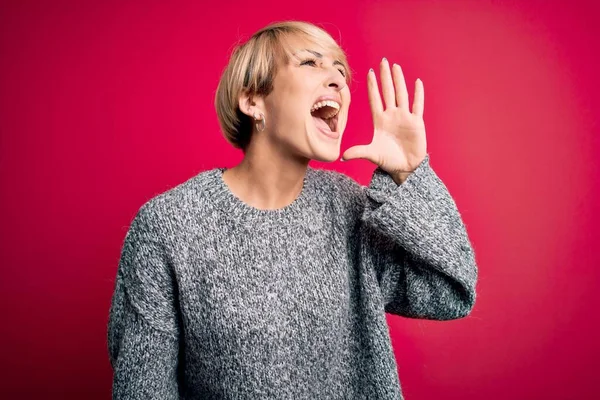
<box><xmin>325</xmin><ymin>64</ymin><xmax>347</xmax><ymax>91</ymax></box>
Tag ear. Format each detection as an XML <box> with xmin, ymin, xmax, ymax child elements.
<box><xmin>238</xmin><ymin>90</ymin><xmax>265</xmax><ymax>120</ymax></box>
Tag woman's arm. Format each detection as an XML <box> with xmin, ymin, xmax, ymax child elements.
<box><xmin>344</xmin><ymin>154</ymin><xmax>478</xmax><ymax>320</ymax></box>
<box><xmin>108</xmin><ymin>203</ymin><xmax>181</xmax><ymax>399</ymax></box>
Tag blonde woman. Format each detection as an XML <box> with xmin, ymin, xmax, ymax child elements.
<box><xmin>108</xmin><ymin>20</ymin><xmax>478</xmax><ymax>400</ymax></box>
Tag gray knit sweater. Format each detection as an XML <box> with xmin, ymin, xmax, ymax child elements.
<box><xmin>107</xmin><ymin>154</ymin><xmax>478</xmax><ymax>399</ymax></box>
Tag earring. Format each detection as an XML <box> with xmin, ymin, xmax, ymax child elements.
<box><xmin>253</xmin><ymin>112</ymin><xmax>266</xmax><ymax>132</ymax></box>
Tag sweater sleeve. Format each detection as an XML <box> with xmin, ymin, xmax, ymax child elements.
<box><xmin>107</xmin><ymin>203</ymin><xmax>182</xmax><ymax>399</ymax></box>
<box><xmin>355</xmin><ymin>154</ymin><xmax>478</xmax><ymax>320</ymax></box>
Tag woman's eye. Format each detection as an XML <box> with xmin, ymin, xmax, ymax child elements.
<box><xmin>301</xmin><ymin>59</ymin><xmax>346</xmax><ymax>78</ymax></box>
<box><xmin>301</xmin><ymin>59</ymin><xmax>318</xmax><ymax>66</ymax></box>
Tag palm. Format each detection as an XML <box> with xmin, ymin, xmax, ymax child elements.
<box><xmin>342</xmin><ymin>58</ymin><xmax>427</xmax><ymax>175</ymax></box>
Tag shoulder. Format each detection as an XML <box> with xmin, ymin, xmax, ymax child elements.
<box><xmin>131</xmin><ymin>168</ymin><xmax>222</xmax><ymax>238</ymax></box>
<box><xmin>309</xmin><ymin>166</ymin><xmax>364</xmax><ymax>193</ymax></box>
<box><xmin>308</xmin><ymin>166</ymin><xmax>367</xmax><ymax>211</ymax></box>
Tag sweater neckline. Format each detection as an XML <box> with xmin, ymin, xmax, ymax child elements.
<box><xmin>205</xmin><ymin>166</ymin><xmax>316</xmax><ymax>227</ymax></box>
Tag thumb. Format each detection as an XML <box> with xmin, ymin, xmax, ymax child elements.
<box><xmin>341</xmin><ymin>145</ymin><xmax>372</xmax><ymax>162</ymax></box>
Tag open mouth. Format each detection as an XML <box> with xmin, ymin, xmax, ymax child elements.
<box><xmin>310</xmin><ymin>100</ymin><xmax>340</xmax><ymax>133</ymax></box>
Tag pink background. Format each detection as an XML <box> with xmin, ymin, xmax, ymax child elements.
<box><xmin>1</xmin><ymin>0</ymin><xmax>598</xmax><ymax>398</ymax></box>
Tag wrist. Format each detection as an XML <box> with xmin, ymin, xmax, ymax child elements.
<box><xmin>391</xmin><ymin>171</ymin><xmax>412</xmax><ymax>185</ymax></box>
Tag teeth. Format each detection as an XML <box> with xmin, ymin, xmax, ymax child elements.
<box><xmin>310</xmin><ymin>100</ymin><xmax>341</xmax><ymax>118</ymax></box>
<box><xmin>311</xmin><ymin>100</ymin><xmax>340</xmax><ymax>111</ymax></box>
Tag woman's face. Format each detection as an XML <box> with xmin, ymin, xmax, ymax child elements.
<box><xmin>259</xmin><ymin>38</ymin><xmax>351</xmax><ymax>163</ymax></box>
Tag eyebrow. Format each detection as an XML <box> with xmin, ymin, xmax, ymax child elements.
<box><xmin>294</xmin><ymin>49</ymin><xmax>346</xmax><ymax>69</ymax></box>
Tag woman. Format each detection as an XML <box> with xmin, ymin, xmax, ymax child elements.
<box><xmin>108</xmin><ymin>20</ymin><xmax>478</xmax><ymax>400</ymax></box>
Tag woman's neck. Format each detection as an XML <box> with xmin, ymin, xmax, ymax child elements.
<box><xmin>221</xmin><ymin>144</ymin><xmax>309</xmax><ymax>211</ymax></box>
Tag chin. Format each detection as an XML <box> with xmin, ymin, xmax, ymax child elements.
<box><xmin>306</xmin><ymin>129</ymin><xmax>343</xmax><ymax>162</ymax></box>
<box><xmin>306</xmin><ymin>94</ymin><xmax>349</xmax><ymax>162</ymax></box>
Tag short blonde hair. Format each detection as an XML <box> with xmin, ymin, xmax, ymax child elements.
<box><xmin>214</xmin><ymin>21</ymin><xmax>352</xmax><ymax>151</ymax></box>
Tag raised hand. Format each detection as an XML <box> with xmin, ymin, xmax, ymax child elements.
<box><xmin>341</xmin><ymin>58</ymin><xmax>427</xmax><ymax>183</ymax></box>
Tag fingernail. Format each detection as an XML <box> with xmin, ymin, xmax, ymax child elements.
<box><xmin>369</xmin><ymin>68</ymin><xmax>373</xmax><ymax>73</ymax></box>
<box><xmin>382</xmin><ymin>57</ymin><xmax>387</xmax><ymax>62</ymax></box>
<box><xmin>340</xmin><ymin>157</ymin><xmax>345</xmax><ymax>162</ymax></box>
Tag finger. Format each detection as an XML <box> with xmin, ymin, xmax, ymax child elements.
<box><xmin>380</xmin><ymin>58</ymin><xmax>396</xmax><ymax>109</ymax></box>
<box><xmin>392</xmin><ymin>64</ymin><xmax>409</xmax><ymax>111</ymax></box>
<box><xmin>367</xmin><ymin>68</ymin><xmax>383</xmax><ymax>116</ymax></box>
<box><xmin>412</xmin><ymin>78</ymin><xmax>424</xmax><ymax>117</ymax></box>
<box><xmin>341</xmin><ymin>145</ymin><xmax>372</xmax><ymax>162</ymax></box>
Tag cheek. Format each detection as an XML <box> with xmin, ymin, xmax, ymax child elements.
<box><xmin>342</xmin><ymin>88</ymin><xmax>351</xmax><ymax>108</ymax></box>
<box><xmin>269</xmin><ymin>90</ymin><xmax>310</xmax><ymax>121</ymax></box>
<box><xmin>270</xmin><ymin>105</ymin><xmax>309</xmax><ymax>137</ymax></box>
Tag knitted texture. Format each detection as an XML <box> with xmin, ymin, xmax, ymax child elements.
<box><xmin>107</xmin><ymin>154</ymin><xmax>478</xmax><ymax>399</ymax></box>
